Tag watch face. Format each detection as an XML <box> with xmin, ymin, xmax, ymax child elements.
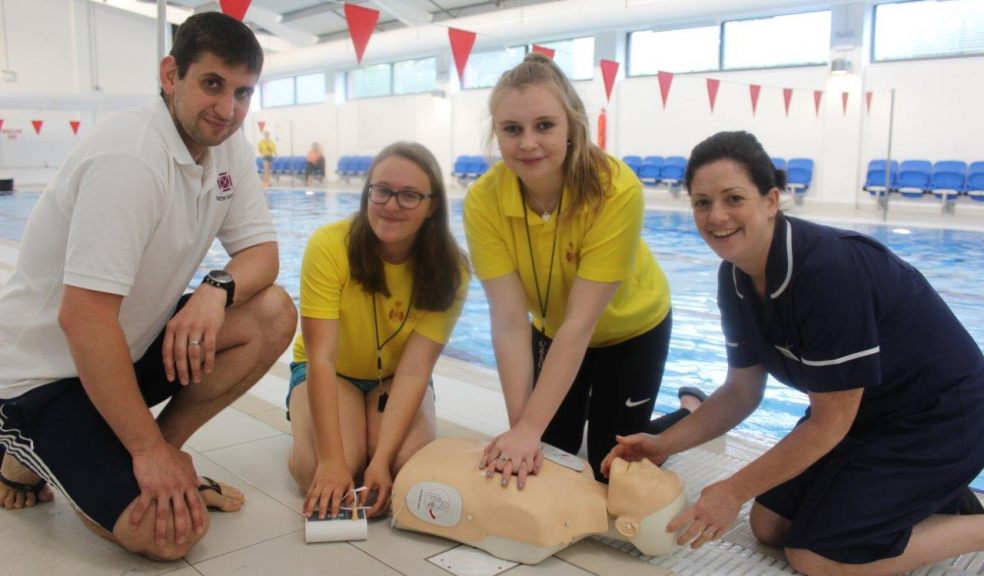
<box><xmin>208</xmin><ymin>270</ymin><xmax>233</xmax><ymax>284</ymax></box>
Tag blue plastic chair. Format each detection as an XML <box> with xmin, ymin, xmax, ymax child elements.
<box><xmin>356</xmin><ymin>156</ymin><xmax>372</xmax><ymax>176</ymax></box>
<box><xmin>622</xmin><ymin>155</ymin><xmax>642</xmax><ymax>176</ymax></box>
<box><xmin>772</xmin><ymin>157</ymin><xmax>786</xmax><ymax>171</ymax></box>
<box><xmin>660</xmin><ymin>156</ymin><xmax>687</xmax><ymax>187</ymax></box>
<box><xmin>335</xmin><ymin>156</ymin><xmax>350</xmax><ymax>175</ymax></box>
<box><xmin>290</xmin><ymin>156</ymin><xmax>306</xmax><ymax>175</ymax></box>
<box><xmin>785</xmin><ymin>158</ymin><xmax>814</xmax><ymax>196</ymax></box>
<box><xmin>864</xmin><ymin>159</ymin><xmax>898</xmax><ymax>197</ymax></box>
<box><xmin>452</xmin><ymin>155</ymin><xmax>470</xmax><ymax>177</ymax></box>
<box><xmin>931</xmin><ymin>160</ymin><xmax>967</xmax><ymax>202</ymax></box>
<box><xmin>639</xmin><ymin>156</ymin><xmax>664</xmax><ymax>185</ymax></box>
<box><xmin>897</xmin><ymin>160</ymin><xmax>932</xmax><ymax>199</ymax></box>
<box><xmin>967</xmin><ymin>162</ymin><xmax>984</xmax><ymax>202</ymax></box>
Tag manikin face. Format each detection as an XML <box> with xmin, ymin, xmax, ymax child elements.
<box><xmin>160</xmin><ymin>52</ymin><xmax>258</xmax><ymax>162</ymax></box>
<box><xmin>366</xmin><ymin>156</ymin><xmax>437</xmax><ymax>263</ymax></box>
<box><xmin>492</xmin><ymin>83</ymin><xmax>570</xmax><ymax>195</ymax></box>
<box><xmin>688</xmin><ymin>159</ymin><xmax>779</xmax><ymax>275</ymax></box>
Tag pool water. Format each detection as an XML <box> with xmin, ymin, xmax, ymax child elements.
<box><xmin>3</xmin><ymin>189</ymin><xmax>983</xmax><ymax>490</ymax></box>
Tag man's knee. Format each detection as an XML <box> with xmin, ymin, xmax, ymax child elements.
<box><xmin>109</xmin><ymin>503</ymin><xmax>211</xmax><ymax>562</ymax></box>
<box><xmin>247</xmin><ymin>285</ymin><xmax>297</xmax><ymax>351</ymax></box>
<box><xmin>785</xmin><ymin>547</ymin><xmax>842</xmax><ymax>576</ymax></box>
<box><xmin>750</xmin><ymin>501</ymin><xmax>789</xmax><ymax>547</ymax></box>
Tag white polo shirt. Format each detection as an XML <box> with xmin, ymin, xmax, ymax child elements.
<box><xmin>0</xmin><ymin>97</ymin><xmax>277</xmax><ymax>399</ymax></box>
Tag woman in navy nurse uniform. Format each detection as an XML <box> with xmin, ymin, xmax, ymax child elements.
<box><xmin>602</xmin><ymin>131</ymin><xmax>984</xmax><ymax>575</ymax></box>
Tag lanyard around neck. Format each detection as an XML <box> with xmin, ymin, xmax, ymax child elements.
<box><xmin>522</xmin><ymin>188</ymin><xmax>562</xmax><ymax>329</ymax></box>
<box><xmin>371</xmin><ymin>283</ymin><xmax>414</xmax><ymax>381</ymax></box>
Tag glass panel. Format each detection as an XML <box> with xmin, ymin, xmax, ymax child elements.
<box><xmin>394</xmin><ymin>57</ymin><xmax>436</xmax><ymax>95</ymax></box>
<box><xmin>536</xmin><ymin>36</ymin><xmax>595</xmax><ymax>80</ymax></box>
<box><xmin>261</xmin><ymin>77</ymin><xmax>294</xmax><ymax>108</ymax></box>
<box><xmin>346</xmin><ymin>63</ymin><xmax>392</xmax><ymax>99</ymax></box>
<box><xmin>463</xmin><ymin>46</ymin><xmax>526</xmax><ymax>89</ymax></box>
<box><xmin>628</xmin><ymin>26</ymin><xmax>720</xmax><ymax>75</ymax></box>
<box><xmin>295</xmin><ymin>72</ymin><xmax>326</xmax><ymax>104</ymax></box>
<box><xmin>874</xmin><ymin>0</ymin><xmax>984</xmax><ymax>61</ymax></box>
<box><xmin>723</xmin><ymin>11</ymin><xmax>830</xmax><ymax>69</ymax></box>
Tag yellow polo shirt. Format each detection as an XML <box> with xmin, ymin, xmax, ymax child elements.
<box><xmin>258</xmin><ymin>138</ymin><xmax>276</xmax><ymax>157</ymax></box>
<box><xmin>463</xmin><ymin>157</ymin><xmax>670</xmax><ymax>347</ymax></box>
<box><xmin>292</xmin><ymin>219</ymin><xmax>468</xmax><ymax>378</ymax></box>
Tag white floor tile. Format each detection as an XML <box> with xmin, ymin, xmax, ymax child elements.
<box><xmin>203</xmin><ymin>434</ymin><xmax>303</xmax><ymax>513</ymax></box>
<box><xmin>192</xmin><ymin>531</ymin><xmax>401</xmax><ymax>576</ymax></box>
<box><xmin>185</xmin><ymin>406</ymin><xmax>284</xmax><ymax>453</ymax></box>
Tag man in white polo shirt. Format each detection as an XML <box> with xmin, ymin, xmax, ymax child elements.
<box><xmin>0</xmin><ymin>12</ymin><xmax>296</xmax><ymax>560</ymax></box>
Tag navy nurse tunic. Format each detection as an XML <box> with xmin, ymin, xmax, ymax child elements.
<box><xmin>718</xmin><ymin>213</ymin><xmax>984</xmax><ymax>564</ymax></box>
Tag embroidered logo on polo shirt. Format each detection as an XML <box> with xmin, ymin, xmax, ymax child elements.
<box><xmin>565</xmin><ymin>242</ymin><xmax>580</xmax><ymax>265</ymax></box>
<box><xmin>389</xmin><ymin>300</ymin><xmax>406</xmax><ymax>322</ymax></box>
<box><xmin>216</xmin><ymin>172</ymin><xmax>234</xmax><ymax>201</ymax></box>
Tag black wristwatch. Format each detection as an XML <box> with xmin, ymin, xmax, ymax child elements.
<box><xmin>202</xmin><ymin>270</ymin><xmax>235</xmax><ymax>307</ymax></box>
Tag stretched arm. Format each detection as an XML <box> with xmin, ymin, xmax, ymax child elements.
<box><xmin>300</xmin><ymin>317</ymin><xmax>355</xmax><ymax>519</ymax></box>
<box><xmin>482</xmin><ymin>275</ymin><xmax>619</xmax><ymax>488</ymax></box>
<box><xmin>363</xmin><ymin>331</ymin><xmax>444</xmax><ymax>517</ymax></box>
<box><xmin>59</xmin><ymin>286</ymin><xmax>204</xmax><ymax>546</ymax></box>
<box><xmin>163</xmin><ymin>241</ymin><xmax>280</xmax><ymax>385</ymax></box>
<box><xmin>669</xmin><ymin>386</ymin><xmax>863</xmax><ymax>549</ymax></box>
<box><xmin>482</xmin><ymin>273</ymin><xmax>536</xmax><ymax>426</ymax></box>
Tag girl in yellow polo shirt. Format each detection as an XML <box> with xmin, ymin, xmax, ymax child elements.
<box><xmin>287</xmin><ymin>142</ymin><xmax>469</xmax><ymax>519</ymax></box>
<box><xmin>464</xmin><ymin>52</ymin><xmax>681</xmax><ymax>485</ymax></box>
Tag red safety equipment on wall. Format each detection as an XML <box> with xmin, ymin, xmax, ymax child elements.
<box><xmin>597</xmin><ymin>108</ymin><xmax>607</xmax><ymax>151</ymax></box>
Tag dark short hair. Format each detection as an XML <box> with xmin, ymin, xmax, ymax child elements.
<box><xmin>685</xmin><ymin>131</ymin><xmax>787</xmax><ymax>195</ymax></box>
<box><xmin>170</xmin><ymin>11</ymin><xmax>263</xmax><ymax>78</ymax></box>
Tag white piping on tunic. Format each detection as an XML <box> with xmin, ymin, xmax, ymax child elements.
<box><xmin>770</xmin><ymin>220</ymin><xmax>793</xmax><ymax>299</ymax></box>
<box><xmin>732</xmin><ymin>265</ymin><xmax>744</xmax><ymax>299</ymax></box>
<box><xmin>802</xmin><ymin>346</ymin><xmax>880</xmax><ymax>367</ymax></box>
<box><xmin>726</xmin><ymin>341</ymin><xmax>739</xmax><ymax>347</ymax></box>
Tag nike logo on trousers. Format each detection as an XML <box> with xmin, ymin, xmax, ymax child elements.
<box><xmin>624</xmin><ymin>397</ymin><xmax>650</xmax><ymax>408</ymax></box>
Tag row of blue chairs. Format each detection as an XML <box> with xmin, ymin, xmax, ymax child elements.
<box><xmin>255</xmin><ymin>156</ymin><xmax>308</xmax><ymax>176</ymax></box>
<box><xmin>771</xmin><ymin>157</ymin><xmax>815</xmax><ymax>195</ymax></box>
<box><xmin>622</xmin><ymin>155</ymin><xmax>688</xmax><ymax>188</ymax></box>
<box><xmin>864</xmin><ymin>160</ymin><xmax>984</xmax><ymax>201</ymax></box>
<box><xmin>337</xmin><ymin>155</ymin><xmax>373</xmax><ymax>177</ymax></box>
<box><xmin>452</xmin><ymin>155</ymin><xmax>491</xmax><ymax>180</ymax></box>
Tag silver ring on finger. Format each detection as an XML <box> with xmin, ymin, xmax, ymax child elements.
<box><xmin>189</xmin><ymin>340</ymin><xmax>201</xmax><ymax>346</ymax></box>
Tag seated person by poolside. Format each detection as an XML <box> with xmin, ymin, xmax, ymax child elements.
<box><xmin>305</xmin><ymin>142</ymin><xmax>325</xmax><ymax>186</ymax></box>
<box><xmin>0</xmin><ymin>12</ymin><xmax>297</xmax><ymax>561</ymax></box>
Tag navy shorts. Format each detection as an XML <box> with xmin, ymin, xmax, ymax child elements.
<box><xmin>0</xmin><ymin>295</ymin><xmax>189</xmax><ymax>532</ymax></box>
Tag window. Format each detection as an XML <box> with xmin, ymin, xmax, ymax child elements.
<box><xmin>347</xmin><ymin>63</ymin><xmax>392</xmax><ymax>99</ymax></box>
<box><xmin>463</xmin><ymin>46</ymin><xmax>525</xmax><ymax>89</ymax></box>
<box><xmin>296</xmin><ymin>72</ymin><xmax>326</xmax><ymax>104</ymax></box>
<box><xmin>534</xmin><ymin>37</ymin><xmax>595</xmax><ymax>80</ymax></box>
<box><xmin>723</xmin><ymin>11</ymin><xmax>830</xmax><ymax>69</ymax></box>
<box><xmin>261</xmin><ymin>77</ymin><xmax>295</xmax><ymax>108</ymax></box>
<box><xmin>394</xmin><ymin>57</ymin><xmax>436</xmax><ymax>95</ymax></box>
<box><xmin>628</xmin><ymin>26</ymin><xmax>720</xmax><ymax>75</ymax></box>
<box><xmin>874</xmin><ymin>0</ymin><xmax>984</xmax><ymax>61</ymax></box>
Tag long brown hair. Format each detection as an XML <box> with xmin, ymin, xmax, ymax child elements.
<box><xmin>348</xmin><ymin>142</ymin><xmax>468</xmax><ymax>311</ymax></box>
<box><xmin>486</xmin><ymin>52</ymin><xmax>613</xmax><ymax>220</ymax></box>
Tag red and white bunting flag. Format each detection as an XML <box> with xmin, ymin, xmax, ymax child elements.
<box><xmin>258</xmin><ymin>120</ymin><xmax>266</xmax><ymax>132</ymax></box>
<box><xmin>531</xmin><ymin>44</ymin><xmax>555</xmax><ymax>59</ymax></box>
<box><xmin>783</xmin><ymin>88</ymin><xmax>793</xmax><ymax>118</ymax></box>
<box><xmin>706</xmin><ymin>78</ymin><xmax>720</xmax><ymax>113</ymax></box>
<box><xmin>69</xmin><ymin>120</ymin><xmax>80</xmax><ymax>135</ymax></box>
<box><xmin>749</xmin><ymin>85</ymin><xmax>761</xmax><ymax>116</ymax></box>
<box><xmin>842</xmin><ymin>91</ymin><xmax>850</xmax><ymax>116</ymax></box>
<box><xmin>865</xmin><ymin>91</ymin><xmax>873</xmax><ymax>115</ymax></box>
<box><xmin>31</xmin><ymin>120</ymin><xmax>43</xmax><ymax>135</ymax></box>
<box><xmin>344</xmin><ymin>3</ymin><xmax>379</xmax><ymax>64</ymax></box>
<box><xmin>657</xmin><ymin>71</ymin><xmax>674</xmax><ymax>109</ymax></box>
<box><xmin>448</xmin><ymin>28</ymin><xmax>477</xmax><ymax>83</ymax></box>
<box><xmin>599</xmin><ymin>59</ymin><xmax>619</xmax><ymax>103</ymax></box>
<box><xmin>813</xmin><ymin>90</ymin><xmax>823</xmax><ymax>118</ymax></box>
<box><xmin>218</xmin><ymin>0</ymin><xmax>251</xmax><ymax>21</ymax></box>
<box><xmin>0</xmin><ymin>119</ymin><xmax>4</xmax><ymax>132</ymax></box>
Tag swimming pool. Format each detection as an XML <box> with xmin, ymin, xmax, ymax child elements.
<box><xmin>3</xmin><ymin>188</ymin><xmax>983</xmax><ymax>490</ymax></box>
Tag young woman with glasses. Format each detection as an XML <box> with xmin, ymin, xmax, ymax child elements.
<box><xmin>286</xmin><ymin>142</ymin><xmax>469</xmax><ymax>519</ymax></box>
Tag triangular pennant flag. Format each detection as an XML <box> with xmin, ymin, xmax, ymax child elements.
<box><xmin>31</xmin><ymin>120</ymin><xmax>43</xmax><ymax>135</ymax></box>
<box><xmin>657</xmin><ymin>71</ymin><xmax>674</xmax><ymax>109</ymax></box>
<box><xmin>706</xmin><ymin>78</ymin><xmax>720</xmax><ymax>113</ymax></box>
<box><xmin>0</xmin><ymin>119</ymin><xmax>4</xmax><ymax>132</ymax></box>
<box><xmin>842</xmin><ymin>91</ymin><xmax>850</xmax><ymax>116</ymax></box>
<box><xmin>865</xmin><ymin>91</ymin><xmax>873</xmax><ymax>114</ymax></box>
<box><xmin>783</xmin><ymin>88</ymin><xmax>793</xmax><ymax>118</ymax></box>
<box><xmin>448</xmin><ymin>28</ymin><xmax>477</xmax><ymax>82</ymax></box>
<box><xmin>69</xmin><ymin>120</ymin><xmax>80</xmax><ymax>135</ymax></box>
<box><xmin>344</xmin><ymin>3</ymin><xmax>380</xmax><ymax>64</ymax></box>
<box><xmin>531</xmin><ymin>44</ymin><xmax>555</xmax><ymax>59</ymax></box>
<box><xmin>599</xmin><ymin>59</ymin><xmax>619</xmax><ymax>103</ymax></box>
<box><xmin>218</xmin><ymin>0</ymin><xmax>251</xmax><ymax>21</ymax></box>
<box><xmin>749</xmin><ymin>84</ymin><xmax>761</xmax><ymax>116</ymax></box>
<box><xmin>813</xmin><ymin>90</ymin><xmax>823</xmax><ymax>118</ymax></box>
<box><xmin>258</xmin><ymin>120</ymin><xmax>266</xmax><ymax>132</ymax></box>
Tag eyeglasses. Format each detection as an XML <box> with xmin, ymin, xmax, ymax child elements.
<box><xmin>367</xmin><ymin>184</ymin><xmax>433</xmax><ymax>210</ymax></box>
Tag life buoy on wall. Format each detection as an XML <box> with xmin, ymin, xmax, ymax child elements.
<box><xmin>597</xmin><ymin>107</ymin><xmax>607</xmax><ymax>151</ymax></box>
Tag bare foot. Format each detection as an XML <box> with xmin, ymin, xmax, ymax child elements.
<box><xmin>197</xmin><ymin>477</ymin><xmax>245</xmax><ymax>512</ymax></box>
<box><xmin>1</xmin><ymin>452</ymin><xmax>54</xmax><ymax>509</ymax></box>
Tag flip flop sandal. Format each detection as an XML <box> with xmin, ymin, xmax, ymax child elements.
<box><xmin>677</xmin><ymin>386</ymin><xmax>708</xmax><ymax>403</ymax></box>
<box><xmin>0</xmin><ymin>472</ymin><xmax>47</xmax><ymax>497</ymax></box>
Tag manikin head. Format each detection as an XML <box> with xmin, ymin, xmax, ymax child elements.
<box><xmin>606</xmin><ymin>457</ymin><xmax>687</xmax><ymax>556</ymax></box>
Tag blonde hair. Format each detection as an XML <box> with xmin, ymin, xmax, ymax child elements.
<box><xmin>486</xmin><ymin>52</ymin><xmax>612</xmax><ymax>219</ymax></box>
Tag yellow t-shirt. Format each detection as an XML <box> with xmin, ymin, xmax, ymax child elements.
<box><xmin>292</xmin><ymin>219</ymin><xmax>468</xmax><ymax>378</ymax></box>
<box><xmin>258</xmin><ymin>138</ymin><xmax>276</xmax><ymax>157</ymax></box>
<box><xmin>463</xmin><ymin>156</ymin><xmax>670</xmax><ymax>347</ymax></box>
